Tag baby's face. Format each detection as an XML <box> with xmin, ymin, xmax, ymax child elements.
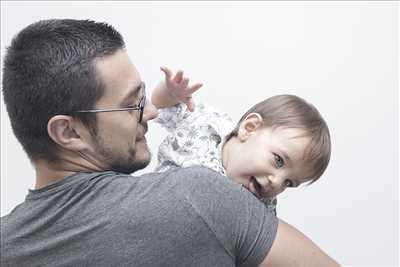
<box><xmin>229</xmin><ymin>126</ymin><xmax>312</xmax><ymax>199</ymax></box>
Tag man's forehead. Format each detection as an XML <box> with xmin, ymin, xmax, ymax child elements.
<box><xmin>121</xmin><ymin>82</ymin><xmax>144</xmax><ymax>103</ymax></box>
<box><xmin>96</xmin><ymin>50</ymin><xmax>139</xmax><ymax>82</ymax></box>
<box><xmin>94</xmin><ymin>50</ymin><xmax>141</xmax><ymax>104</ymax></box>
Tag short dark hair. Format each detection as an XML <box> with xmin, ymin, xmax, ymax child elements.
<box><xmin>2</xmin><ymin>19</ymin><xmax>125</xmax><ymax>163</ymax></box>
<box><xmin>226</xmin><ymin>94</ymin><xmax>331</xmax><ymax>183</ymax></box>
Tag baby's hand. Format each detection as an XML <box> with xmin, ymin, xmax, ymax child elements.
<box><xmin>160</xmin><ymin>66</ymin><xmax>203</xmax><ymax>112</ymax></box>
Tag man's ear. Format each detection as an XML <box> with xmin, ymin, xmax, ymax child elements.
<box><xmin>237</xmin><ymin>113</ymin><xmax>263</xmax><ymax>141</ymax></box>
<box><xmin>47</xmin><ymin>115</ymin><xmax>89</xmax><ymax>152</ymax></box>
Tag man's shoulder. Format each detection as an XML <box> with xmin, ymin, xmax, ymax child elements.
<box><xmin>169</xmin><ymin>165</ymin><xmax>224</xmax><ymax>179</ymax></box>
<box><xmin>116</xmin><ymin>166</ymin><xmax>226</xmax><ymax>186</ymax></box>
<box><xmin>86</xmin><ymin>167</ymin><xmax>235</xmax><ymax>202</ymax></box>
<box><xmin>166</xmin><ymin>166</ymin><xmax>236</xmax><ymax>189</ymax></box>
<box><xmin>166</xmin><ymin>166</ymin><xmax>248</xmax><ymax>207</ymax></box>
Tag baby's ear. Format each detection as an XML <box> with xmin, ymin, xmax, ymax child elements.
<box><xmin>238</xmin><ymin>113</ymin><xmax>263</xmax><ymax>141</ymax></box>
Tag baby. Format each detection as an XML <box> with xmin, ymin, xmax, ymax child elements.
<box><xmin>151</xmin><ymin>67</ymin><xmax>331</xmax><ymax>214</ymax></box>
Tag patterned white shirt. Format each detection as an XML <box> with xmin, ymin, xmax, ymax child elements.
<box><xmin>154</xmin><ymin>102</ymin><xmax>277</xmax><ymax>214</ymax></box>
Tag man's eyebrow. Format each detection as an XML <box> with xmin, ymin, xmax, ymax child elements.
<box><xmin>120</xmin><ymin>82</ymin><xmax>143</xmax><ymax>105</ymax></box>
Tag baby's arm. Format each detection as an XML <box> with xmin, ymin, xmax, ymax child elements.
<box><xmin>151</xmin><ymin>67</ymin><xmax>203</xmax><ymax>112</ymax></box>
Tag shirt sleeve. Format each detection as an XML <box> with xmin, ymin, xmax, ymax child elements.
<box><xmin>154</xmin><ymin>102</ymin><xmax>235</xmax><ymax>173</ymax></box>
<box><xmin>154</xmin><ymin>103</ymin><xmax>190</xmax><ymax>133</ymax></box>
<box><xmin>178</xmin><ymin>166</ymin><xmax>279</xmax><ymax>267</ymax></box>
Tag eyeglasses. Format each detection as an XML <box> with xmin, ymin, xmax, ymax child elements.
<box><xmin>70</xmin><ymin>82</ymin><xmax>146</xmax><ymax>123</ymax></box>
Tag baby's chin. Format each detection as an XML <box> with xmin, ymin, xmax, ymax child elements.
<box><xmin>248</xmin><ymin>176</ymin><xmax>265</xmax><ymax>198</ymax></box>
<box><xmin>233</xmin><ymin>175</ymin><xmax>276</xmax><ymax>199</ymax></box>
<box><xmin>248</xmin><ymin>176</ymin><xmax>278</xmax><ymax>199</ymax></box>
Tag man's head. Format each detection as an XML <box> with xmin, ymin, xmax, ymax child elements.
<box><xmin>224</xmin><ymin>94</ymin><xmax>331</xmax><ymax>198</ymax></box>
<box><xmin>3</xmin><ymin>19</ymin><xmax>158</xmax><ymax>173</ymax></box>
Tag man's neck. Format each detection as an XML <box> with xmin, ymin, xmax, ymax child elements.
<box><xmin>34</xmin><ymin>162</ymin><xmax>77</xmax><ymax>189</ymax></box>
<box><xmin>34</xmin><ymin>152</ymin><xmax>105</xmax><ymax>189</ymax></box>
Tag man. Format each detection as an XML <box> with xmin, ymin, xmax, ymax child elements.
<box><xmin>1</xmin><ymin>19</ymin><xmax>339</xmax><ymax>266</ymax></box>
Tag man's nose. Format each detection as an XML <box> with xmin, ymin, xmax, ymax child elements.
<box><xmin>142</xmin><ymin>100</ymin><xmax>158</xmax><ymax>122</ymax></box>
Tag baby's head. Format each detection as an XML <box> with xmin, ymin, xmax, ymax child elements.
<box><xmin>222</xmin><ymin>94</ymin><xmax>331</xmax><ymax>199</ymax></box>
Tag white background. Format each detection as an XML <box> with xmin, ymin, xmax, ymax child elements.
<box><xmin>1</xmin><ymin>1</ymin><xmax>398</xmax><ymax>266</ymax></box>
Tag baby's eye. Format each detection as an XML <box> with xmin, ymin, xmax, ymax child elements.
<box><xmin>273</xmin><ymin>153</ymin><xmax>284</xmax><ymax>168</ymax></box>
<box><xmin>283</xmin><ymin>179</ymin><xmax>294</xmax><ymax>188</ymax></box>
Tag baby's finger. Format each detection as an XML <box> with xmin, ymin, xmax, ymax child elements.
<box><xmin>160</xmin><ymin>66</ymin><xmax>173</xmax><ymax>79</ymax></box>
<box><xmin>185</xmin><ymin>97</ymin><xmax>195</xmax><ymax>112</ymax></box>
<box><xmin>181</xmin><ymin>77</ymin><xmax>189</xmax><ymax>89</ymax></box>
<box><xmin>187</xmin><ymin>83</ymin><xmax>203</xmax><ymax>94</ymax></box>
<box><xmin>173</xmin><ymin>70</ymin><xmax>184</xmax><ymax>83</ymax></box>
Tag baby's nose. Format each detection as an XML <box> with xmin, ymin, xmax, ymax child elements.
<box><xmin>268</xmin><ymin>175</ymin><xmax>285</xmax><ymax>188</ymax></box>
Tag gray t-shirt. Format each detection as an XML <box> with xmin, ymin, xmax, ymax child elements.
<box><xmin>1</xmin><ymin>166</ymin><xmax>278</xmax><ymax>267</ymax></box>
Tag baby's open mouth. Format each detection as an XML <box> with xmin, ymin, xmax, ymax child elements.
<box><xmin>249</xmin><ymin>176</ymin><xmax>262</xmax><ymax>197</ymax></box>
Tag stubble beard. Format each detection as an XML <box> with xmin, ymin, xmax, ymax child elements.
<box><xmin>94</xmin><ymin>135</ymin><xmax>151</xmax><ymax>174</ymax></box>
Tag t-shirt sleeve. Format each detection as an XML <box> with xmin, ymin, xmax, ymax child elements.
<box><xmin>177</xmin><ymin>166</ymin><xmax>279</xmax><ymax>267</ymax></box>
